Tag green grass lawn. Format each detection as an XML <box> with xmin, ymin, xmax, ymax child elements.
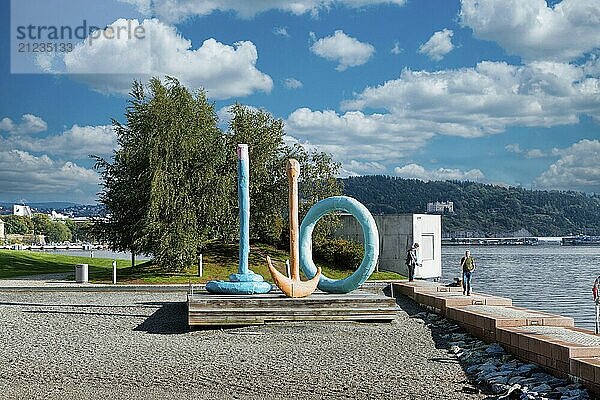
<box><xmin>0</xmin><ymin>250</ymin><xmax>143</xmax><ymax>280</ymax></box>
<box><xmin>0</xmin><ymin>242</ymin><xmax>403</xmax><ymax>284</ymax></box>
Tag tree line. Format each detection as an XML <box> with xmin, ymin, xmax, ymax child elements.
<box><xmin>94</xmin><ymin>78</ymin><xmax>341</xmax><ymax>270</ymax></box>
<box><xmin>342</xmin><ymin>176</ymin><xmax>600</xmax><ymax>236</ymax></box>
<box><xmin>0</xmin><ymin>214</ymin><xmax>94</xmax><ymax>243</ymax></box>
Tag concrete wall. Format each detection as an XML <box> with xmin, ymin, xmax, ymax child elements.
<box><xmin>334</xmin><ymin>213</ymin><xmax>441</xmax><ymax>278</ymax></box>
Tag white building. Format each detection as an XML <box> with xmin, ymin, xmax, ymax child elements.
<box><xmin>51</xmin><ymin>210</ymin><xmax>69</xmax><ymax>220</ymax></box>
<box><xmin>427</xmin><ymin>201</ymin><xmax>454</xmax><ymax>214</ymax></box>
<box><xmin>13</xmin><ymin>204</ymin><xmax>32</xmax><ymax>218</ymax></box>
<box><xmin>0</xmin><ymin>219</ymin><xmax>5</xmax><ymax>239</ymax></box>
<box><xmin>334</xmin><ymin>213</ymin><xmax>442</xmax><ymax>279</ymax></box>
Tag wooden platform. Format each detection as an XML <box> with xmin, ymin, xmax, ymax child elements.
<box><xmin>187</xmin><ymin>290</ymin><xmax>399</xmax><ymax>327</ymax></box>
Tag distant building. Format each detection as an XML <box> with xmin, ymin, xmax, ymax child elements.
<box><xmin>427</xmin><ymin>201</ymin><xmax>454</xmax><ymax>214</ymax></box>
<box><xmin>13</xmin><ymin>205</ymin><xmax>32</xmax><ymax>218</ymax></box>
<box><xmin>0</xmin><ymin>219</ymin><xmax>4</xmax><ymax>239</ymax></box>
<box><xmin>51</xmin><ymin>210</ymin><xmax>69</xmax><ymax>220</ymax></box>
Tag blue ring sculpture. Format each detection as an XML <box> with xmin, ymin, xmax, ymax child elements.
<box><xmin>299</xmin><ymin>196</ymin><xmax>379</xmax><ymax>294</ymax></box>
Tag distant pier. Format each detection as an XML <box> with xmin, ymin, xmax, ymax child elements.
<box><xmin>443</xmin><ymin>237</ymin><xmax>541</xmax><ymax>246</ymax></box>
<box><xmin>444</xmin><ymin>235</ymin><xmax>600</xmax><ymax>246</ymax></box>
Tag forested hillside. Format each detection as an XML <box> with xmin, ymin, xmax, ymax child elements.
<box><xmin>342</xmin><ymin>176</ymin><xmax>600</xmax><ymax>237</ymax></box>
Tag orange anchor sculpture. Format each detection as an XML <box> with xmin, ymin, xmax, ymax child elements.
<box><xmin>267</xmin><ymin>159</ymin><xmax>321</xmax><ymax>298</ymax></box>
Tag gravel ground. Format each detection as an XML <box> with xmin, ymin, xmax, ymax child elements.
<box><xmin>0</xmin><ymin>291</ymin><xmax>485</xmax><ymax>400</ymax></box>
<box><xmin>0</xmin><ymin>273</ymin><xmax>72</xmax><ymax>286</ymax></box>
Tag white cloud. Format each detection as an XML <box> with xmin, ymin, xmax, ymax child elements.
<box><xmin>535</xmin><ymin>139</ymin><xmax>600</xmax><ymax>192</ymax></box>
<box><xmin>505</xmin><ymin>143</ymin><xmax>523</xmax><ymax>154</ymax></box>
<box><xmin>310</xmin><ymin>30</ymin><xmax>375</xmax><ymax>71</ymax></box>
<box><xmin>43</xmin><ymin>19</ymin><xmax>273</xmax><ymax>99</ymax></box>
<box><xmin>391</xmin><ymin>41</ymin><xmax>403</xmax><ymax>55</ymax></box>
<box><xmin>0</xmin><ymin>114</ymin><xmax>48</xmax><ymax>136</ymax></box>
<box><xmin>342</xmin><ymin>61</ymin><xmax>600</xmax><ymax>137</ymax></box>
<box><xmin>283</xmin><ymin>78</ymin><xmax>303</xmax><ymax>89</ymax></box>
<box><xmin>394</xmin><ymin>163</ymin><xmax>485</xmax><ymax>181</ymax></box>
<box><xmin>121</xmin><ymin>0</ymin><xmax>406</xmax><ymax>21</ymax></box>
<box><xmin>10</xmin><ymin>125</ymin><xmax>117</xmax><ymax>160</ymax></box>
<box><xmin>216</xmin><ymin>106</ymin><xmax>233</xmax><ymax>127</ymax></box>
<box><xmin>288</xmin><ymin>53</ymin><xmax>599</xmax><ymax>180</ymax></box>
<box><xmin>340</xmin><ymin>160</ymin><xmax>387</xmax><ymax>177</ymax></box>
<box><xmin>119</xmin><ymin>0</ymin><xmax>152</xmax><ymax>14</ymax></box>
<box><xmin>460</xmin><ymin>0</ymin><xmax>600</xmax><ymax>62</ymax></box>
<box><xmin>273</xmin><ymin>26</ymin><xmax>290</xmax><ymax>37</ymax></box>
<box><xmin>285</xmin><ymin>108</ymin><xmax>434</xmax><ymax>166</ymax></box>
<box><xmin>216</xmin><ymin>105</ymin><xmax>262</xmax><ymax>129</ymax></box>
<box><xmin>0</xmin><ymin>150</ymin><xmax>100</xmax><ymax>202</ymax></box>
<box><xmin>506</xmin><ymin>143</ymin><xmax>550</xmax><ymax>158</ymax></box>
<box><xmin>525</xmin><ymin>149</ymin><xmax>545</xmax><ymax>158</ymax></box>
<box><xmin>0</xmin><ymin>117</ymin><xmax>117</xmax><ymax>202</ymax></box>
<box><xmin>418</xmin><ymin>29</ymin><xmax>455</xmax><ymax>61</ymax></box>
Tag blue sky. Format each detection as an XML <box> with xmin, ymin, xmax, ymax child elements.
<box><xmin>0</xmin><ymin>0</ymin><xmax>599</xmax><ymax>203</ymax></box>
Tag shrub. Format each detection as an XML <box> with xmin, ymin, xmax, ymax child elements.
<box><xmin>312</xmin><ymin>237</ymin><xmax>364</xmax><ymax>271</ymax></box>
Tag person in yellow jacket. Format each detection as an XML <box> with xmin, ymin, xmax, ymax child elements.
<box><xmin>460</xmin><ymin>250</ymin><xmax>476</xmax><ymax>296</ymax></box>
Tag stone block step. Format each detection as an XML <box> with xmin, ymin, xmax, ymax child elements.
<box><xmin>391</xmin><ymin>280</ymin><xmax>462</xmax><ymax>299</ymax></box>
<box><xmin>498</xmin><ymin>326</ymin><xmax>600</xmax><ymax>375</ymax></box>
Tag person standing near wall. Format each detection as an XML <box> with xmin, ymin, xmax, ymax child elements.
<box><xmin>405</xmin><ymin>243</ymin><xmax>420</xmax><ymax>282</ymax></box>
<box><xmin>460</xmin><ymin>250</ymin><xmax>476</xmax><ymax>295</ymax></box>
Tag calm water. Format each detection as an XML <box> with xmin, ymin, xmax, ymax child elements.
<box><xmin>442</xmin><ymin>245</ymin><xmax>600</xmax><ymax>330</ymax></box>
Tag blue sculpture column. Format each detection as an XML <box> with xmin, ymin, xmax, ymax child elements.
<box><xmin>237</xmin><ymin>143</ymin><xmax>251</xmax><ymax>275</ymax></box>
<box><xmin>206</xmin><ymin>144</ymin><xmax>272</xmax><ymax>295</ymax></box>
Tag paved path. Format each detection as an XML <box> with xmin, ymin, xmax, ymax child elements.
<box><xmin>0</xmin><ymin>273</ymin><xmax>72</xmax><ymax>286</ymax></box>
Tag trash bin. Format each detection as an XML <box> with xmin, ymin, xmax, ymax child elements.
<box><xmin>75</xmin><ymin>264</ymin><xmax>88</xmax><ymax>283</ymax></box>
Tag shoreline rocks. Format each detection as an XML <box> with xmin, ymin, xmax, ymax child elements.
<box><xmin>413</xmin><ymin>310</ymin><xmax>590</xmax><ymax>400</ymax></box>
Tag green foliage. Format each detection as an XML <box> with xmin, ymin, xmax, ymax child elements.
<box><xmin>96</xmin><ymin>78</ymin><xmax>229</xmax><ymax>270</ymax></box>
<box><xmin>93</xmin><ymin>81</ymin><xmax>153</xmax><ymax>257</ymax></box>
<box><xmin>343</xmin><ymin>176</ymin><xmax>600</xmax><ymax>236</ymax></box>
<box><xmin>44</xmin><ymin>221</ymin><xmax>73</xmax><ymax>243</ymax></box>
<box><xmin>297</xmin><ymin>149</ymin><xmax>343</xmax><ymax>241</ymax></box>
<box><xmin>65</xmin><ymin>220</ymin><xmax>96</xmax><ymax>243</ymax></box>
<box><xmin>145</xmin><ymin>78</ymin><xmax>228</xmax><ymax>270</ymax></box>
<box><xmin>1</xmin><ymin>215</ymin><xmax>33</xmax><ymax>235</ymax></box>
<box><xmin>313</xmin><ymin>238</ymin><xmax>364</xmax><ymax>271</ymax></box>
<box><xmin>224</xmin><ymin>105</ymin><xmax>342</xmax><ymax>244</ymax></box>
<box><xmin>32</xmin><ymin>214</ymin><xmax>53</xmax><ymax>235</ymax></box>
<box><xmin>95</xmin><ymin>79</ymin><xmax>342</xmax><ymax>271</ymax></box>
<box><xmin>225</xmin><ymin>104</ymin><xmax>288</xmax><ymax>244</ymax></box>
<box><xmin>31</xmin><ymin>213</ymin><xmax>73</xmax><ymax>243</ymax></box>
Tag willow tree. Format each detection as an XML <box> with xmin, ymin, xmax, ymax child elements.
<box><xmin>95</xmin><ymin>78</ymin><xmax>229</xmax><ymax>270</ymax></box>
